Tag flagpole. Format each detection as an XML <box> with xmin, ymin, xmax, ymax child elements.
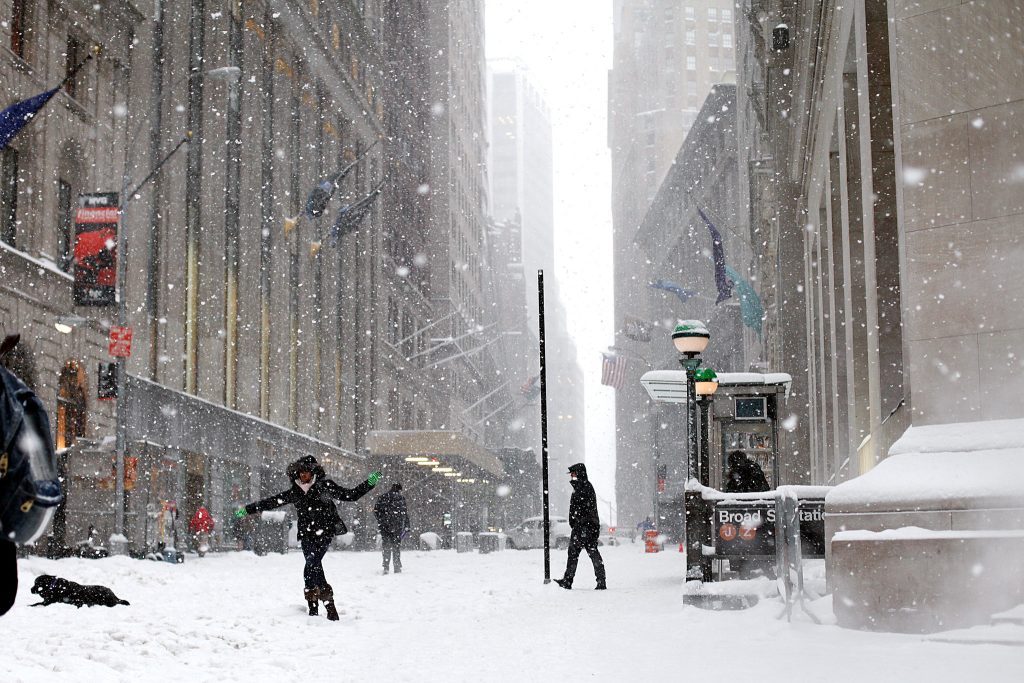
<box><xmin>538</xmin><ymin>269</ymin><xmax>551</xmax><ymax>584</ymax></box>
<box><xmin>113</xmin><ymin>130</ymin><xmax>192</xmax><ymax>550</ymax></box>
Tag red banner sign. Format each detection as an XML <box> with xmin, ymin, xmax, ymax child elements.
<box><xmin>109</xmin><ymin>326</ymin><xmax>133</xmax><ymax>357</ymax></box>
<box><xmin>73</xmin><ymin>192</ymin><xmax>119</xmax><ymax>306</ymax></box>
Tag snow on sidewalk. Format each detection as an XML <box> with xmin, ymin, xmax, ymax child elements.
<box><xmin>2</xmin><ymin>545</ymin><xmax>1022</xmax><ymax>682</ymax></box>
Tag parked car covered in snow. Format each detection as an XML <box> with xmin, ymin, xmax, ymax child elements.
<box><xmin>505</xmin><ymin>516</ymin><xmax>571</xmax><ymax>550</ymax></box>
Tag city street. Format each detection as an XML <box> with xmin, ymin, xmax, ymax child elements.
<box><xmin>3</xmin><ymin>545</ymin><xmax>1022</xmax><ymax>682</ymax></box>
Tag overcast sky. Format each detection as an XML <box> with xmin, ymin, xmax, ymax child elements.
<box><xmin>485</xmin><ymin>1</ymin><xmax>617</xmax><ymax>520</ymax></box>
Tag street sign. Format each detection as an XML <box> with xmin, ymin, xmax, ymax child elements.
<box><xmin>797</xmin><ymin>501</ymin><xmax>826</xmax><ymax>558</ymax></box>
<box><xmin>714</xmin><ymin>502</ymin><xmax>776</xmax><ymax>556</ymax></box>
<box><xmin>109</xmin><ymin>326</ymin><xmax>133</xmax><ymax>357</ymax></box>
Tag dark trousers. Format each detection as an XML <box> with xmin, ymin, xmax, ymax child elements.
<box><xmin>300</xmin><ymin>536</ymin><xmax>332</xmax><ymax>589</ymax></box>
<box><xmin>382</xmin><ymin>535</ymin><xmax>401</xmax><ymax>570</ymax></box>
<box><xmin>563</xmin><ymin>535</ymin><xmax>606</xmax><ymax>585</ymax></box>
<box><xmin>0</xmin><ymin>541</ymin><xmax>16</xmax><ymax>616</ymax></box>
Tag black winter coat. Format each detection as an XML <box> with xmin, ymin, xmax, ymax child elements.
<box><xmin>373</xmin><ymin>490</ymin><xmax>410</xmax><ymax>541</ymax></box>
<box><xmin>567</xmin><ymin>463</ymin><xmax>601</xmax><ymax>544</ymax></box>
<box><xmin>724</xmin><ymin>458</ymin><xmax>770</xmax><ymax>494</ymax></box>
<box><xmin>245</xmin><ymin>461</ymin><xmax>373</xmax><ymax>541</ymax></box>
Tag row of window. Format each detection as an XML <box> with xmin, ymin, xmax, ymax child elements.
<box><xmin>684</xmin><ymin>30</ymin><xmax>733</xmax><ymax>48</ymax></box>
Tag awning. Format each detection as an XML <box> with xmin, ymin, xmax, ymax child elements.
<box><xmin>367</xmin><ymin>430</ymin><xmax>504</xmax><ymax>478</ymax></box>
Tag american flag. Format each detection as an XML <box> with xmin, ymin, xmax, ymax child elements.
<box><xmin>601</xmin><ymin>353</ymin><xmax>628</xmax><ymax>390</ymax></box>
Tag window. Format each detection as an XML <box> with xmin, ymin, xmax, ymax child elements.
<box><xmin>685</xmin><ymin>7</ymin><xmax>695</xmax><ymax>21</ymax></box>
<box><xmin>686</xmin><ymin>56</ymin><xmax>696</xmax><ymax>71</ymax></box>
<box><xmin>64</xmin><ymin>34</ymin><xmax>84</xmax><ymax>100</ymax></box>
<box><xmin>58</xmin><ymin>179</ymin><xmax>74</xmax><ymax>271</ymax></box>
<box><xmin>1</xmin><ymin>147</ymin><xmax>18</xmax><ymax>247</ymax></box>
<box><xmin>685</xmin><ymin>29</ymin><xmax>695</xmax><ymax>46</ymax></box>
<box><xmin>708</xmin><ymin>8</ymin><xmax>718</xmax><ymax>22</ymax></box>
<box><xmin>709</xmin><ymin>32</ymin><xmax>719</xmax><ymax>47</ymax></box>
<box><xmin>722</xmin><ymin>9</ymin><xmax>733</xmax><ymax>23</ymax></box>
<box><xmin>723</xmin><ymin>33</ymin><xmax>733</xmax><ymax>49</ymax></box>
<box><xmin>10</xmin><ymin>0</ymin><xmax>30</xmax><ymax>58</ymax></box>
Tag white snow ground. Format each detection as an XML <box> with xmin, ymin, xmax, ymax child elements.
<box><xmin>2</xmin><ymin>545</ymin><xmax>1022</xmax><ymax>682</ymax></box>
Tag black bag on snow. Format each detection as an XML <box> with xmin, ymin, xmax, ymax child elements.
<box><xmin>0</xmin><ymin>362</ymin><xmax>63</xmax><ymax>545</ymax></box>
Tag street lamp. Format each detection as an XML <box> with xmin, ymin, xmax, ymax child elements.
<box><xmin>694</xmin><ymin>366</ymin><xmax>717</xmax><ymax>583</ymax></box>
<box><xmin>671</xmin><ymin>320</ymin><xmax>710</xmax><ymax>580</ymax></box>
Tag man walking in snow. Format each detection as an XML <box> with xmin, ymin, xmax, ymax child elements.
<box><xmin>374</xmin><ymin>482</ymin><xmax>410</xmax><ymax>574</ymax></box>
<box><xmin>555</xmin><ymin>463</ymin><xmax>607</xmax><ymax>590</ymax></box>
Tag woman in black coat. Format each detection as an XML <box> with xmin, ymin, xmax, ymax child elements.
<box><xmin>235</xmin><ymin>455</ymin><xmax>381</xmax><ymax>620</ymax></box>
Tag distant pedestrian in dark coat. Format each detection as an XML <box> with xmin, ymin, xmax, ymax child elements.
<box><xmin>723</xmin><ymin>450</ymin><xmax>770</xmax><ymax>493</ymax></box>
<box><xmin>234</xmin><ymin>455</ymin><xmax>381</xmax><ymax>621</ymax></box>
<box><xmin>555</xmin><ymin>463</ymin><xmax>607</xmax><ymax>590</ymax></box>
<box><xmin>374</xmin><ymin>483</ymin><xmax>410</xmax><ymax>574</ymax></box>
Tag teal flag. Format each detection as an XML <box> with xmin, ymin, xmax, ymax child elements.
<box><xmin>725</xmin><ymin>265</ymin><xmax>763</xmax><ymax>338</ymax></box>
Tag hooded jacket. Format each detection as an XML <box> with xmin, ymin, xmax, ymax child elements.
<box><xmin>244</xmin><ymin>455</ymin><xmax>374</xmax><ymax>541</ymax></box>
<box><xmin>373</xmin><ymin>484</ymin><xmax>411</xmax><ymax>541</ymax></box>
<box><xmin>724</xmin><ymin>452</ymin><xmax>770</xmax><ymax>494</ymax></box>
<box><xmin>567</xmin><ymin>463</ymin><xmax>601</xmax><ymax>543</ymax></box>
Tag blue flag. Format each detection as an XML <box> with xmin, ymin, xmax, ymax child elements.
<box><xmin>0</xmin><ymin>87</ymin><xmax>60</xmax><ymax>151</ymax></box>
<box><xmin>697</xmin><ymin>208</ymin><xmax>733</xmax><ymax>304</ymax></box>
<box><xmin>648</xmin><ymin>278</ymin><xmax>697</xmax><ymax>305</ymax></box>
<box><xmin>725</xmin><ymin>265</ymin><xmax>764</xmax><ymax>338</ymax></box>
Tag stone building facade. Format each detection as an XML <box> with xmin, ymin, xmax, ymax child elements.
<box><xmin>608</xmin><ymin>0</ymin><xmax>737</xmax><ymax>528</ymax></box>
<box><xmin>1</xmin><ymin>0</ymin><xmax>510</xmax><ymax>553</ymax></box>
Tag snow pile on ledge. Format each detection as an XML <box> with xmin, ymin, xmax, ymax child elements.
<box><xmin>827</xmin><ymin>418</ymin><xmax>1024</xmax><ymax>511</ymax></box>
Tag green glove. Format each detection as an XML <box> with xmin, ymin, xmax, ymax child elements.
<box><xmin>367</xmin><ymin>471</ymin><xmax>382</xmax><ymax>487</ymax></box>
<box><xmin>234</xmin><ymin>507</ymin><xmax>247</xmax><ymax>519</ymax></box>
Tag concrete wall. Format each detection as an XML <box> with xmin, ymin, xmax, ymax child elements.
<box><xmin>893</xmin><ymin>0</ymin><xmax>1024</xmax><ymax>425</ymax></box>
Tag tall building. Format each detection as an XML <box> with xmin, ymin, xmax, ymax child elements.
<box><xmin>0</xmin><ymin>0</ymin><xmax>512</xmax><ymax>553</ymax></box>
<box><xmin>487</xmin><ymin>62</ymin><xmax>586</xmax><ymax>510</ymax></box>
<box><xmin>608</xmin><ymin>0</ymin><xmax>736</xmax><ymax>528</ymax></box>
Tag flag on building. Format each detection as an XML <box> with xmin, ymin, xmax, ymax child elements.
<box><xmin>0</xmin><ymin>88</ymin><xmax>61</xmax><ymax>151</ymax></box>
<box><xmin>326</xmin><ymin>180</ymin><xmax>385</xmax><ymax>246</ymax></box>
<box><xmin>725</xmin><ymin>264</ymin><xmax>764</xmax><ymax>338</ymax></box>
<box><xmin>697</xmin><ymin>208</ymin><xmax>733</xmax><ymax>304</ymax></box>
<box><xmin>519</xmin><ymin>375</ymin><xmax>540</xmax><ymax>401</ymax></box>
<box><xmin>0</xmin><ymin>48</ymin><xmax>97</xmax><ymax>151</ymax></box>
<box><xmin>601</xmin><ymin>353</ymin><xmax>628</xmax><ymax>390</ymax></box>
<box><xmin>623</xmin><ymin>314</ymin><xmax>652</xmax><ymax>342</ymax></box>
<box><xmin>648</xmin><ymin>279</ymin><xmax>696</xmax><ymax>305</ymax></box>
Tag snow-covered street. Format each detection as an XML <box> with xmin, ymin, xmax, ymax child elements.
<box><xmin>3</xmin><ymin>545</ymin><xmax>1022</xmax><ymax>682</ymax></box>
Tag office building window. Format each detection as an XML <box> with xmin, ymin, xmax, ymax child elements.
<box><xmin>709</xmin><ymin>32</ymin><xmax>719</xmax><ymax>47</ymax></box>
<box><xmin>685</xmin><ymin>7</ymin><xmax>695</xmax><ymax>21</ymax></box>
<box><xmin>723</xmin><ymin>33</ymin><xmax>733</xmax><ymax>49</ymax></box>
<box><xmin>708</xmin><ymin>8</ymin><xmax>718</xmax><ymax>22</ymax></box>
<box><xmin>685</xmin><ymin>29</ymin><xmax>695</xmax><ymax>46</ymax></box>
<box><xmin>1</xmin><ymin>147</ymin><xmax>18</xmax><ymax>247</ymax></box>
<box><xmin>722</xmin><ymin>9</ymin><xmax>733</xmax><ymax>23</ymax></box>
<box><xmin>686</xmin><ymin>56</ymin><xmax>696</xmax><ymax>71</ymax></box>
<box><xmin>10</xmin><ymin>0</ymin><xmax>30</xmax><ymax>58</ymax></box>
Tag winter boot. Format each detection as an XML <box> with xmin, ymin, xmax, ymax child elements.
<box><xmin>554</xmin><ymin>578</ymin><xmax>572</xmax><ymax>590</ymax></box>
<box><xmin>595</xmin><ymin>580</ymin><xmax>607</xmax><ymax>590</ymax></box>
<box><xmin>304</xmin><ymin>587</ymin><xmax>319</xmax><ymax>616</ymax></box>
<box><xmin>320</xmin><ymin>584</ymin><xmax>340</xmax><ymax>621</ymax></box>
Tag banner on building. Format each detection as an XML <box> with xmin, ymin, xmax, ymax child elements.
<box><xmin>97</xmin><ymin>361</ymin><xmax>117</xmax><ymax>400</ymax></box>
<box><xmin>73</xmin><ymin>192</ymin><xmax>119</xmax><ymax>306</ymax></box>
<box><xmin>623</xmin><ymin>315</ymin><xmax>652</xmax><ymax>343</ymax></box>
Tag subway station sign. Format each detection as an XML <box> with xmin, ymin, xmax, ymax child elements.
<box><xmin>714</xmin><ymin>500</ymin><xmax>826</xmax><ymax>558</ymax></box>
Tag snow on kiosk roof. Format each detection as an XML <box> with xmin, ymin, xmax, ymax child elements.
<box><xmin>640</xmin><ymin>370</ymin><xmax>792</xmax><ymax>404</ymax></box>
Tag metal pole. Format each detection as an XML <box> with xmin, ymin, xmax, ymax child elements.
<box><xmin>699</xmin><ymin>397</ymin><xmax>711</xmax><ymax>486</ymax></box>
<box><xmin>538</xmin><ymin>270</ymin><xmax>550</xmax><ymax>584</ymax></box>
<box><xmin>681</xmin><ymin>354</ymin><xmax>701</xmax><ymax>580</ymax></box>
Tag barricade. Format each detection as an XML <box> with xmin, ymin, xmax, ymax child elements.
<box><xmin>644</xmin><ymin>529</ymin><xmax>661</xmax><ymax>553</ymax></box>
